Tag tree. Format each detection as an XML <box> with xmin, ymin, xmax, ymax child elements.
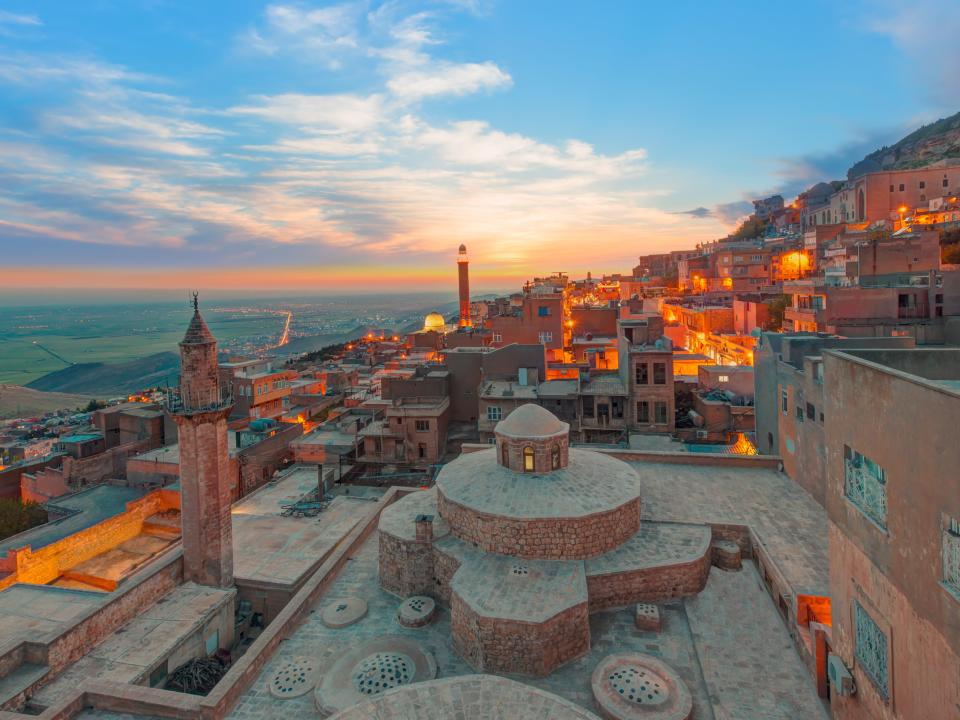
<box><xmin>765</xmin><ymin>294</ymin><xmax>791</xmax><ymax>331</ymax></box>
<box><xmin>0</xmin><ymin>498</ymin><xmax>48</xmax><ymax>541</ymax></box>
<box><xmin>728</xmin><ymin>216</ymin><xmax>768</xmax><ymax>242</ymax></box>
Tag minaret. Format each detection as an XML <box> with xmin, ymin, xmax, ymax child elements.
<box><xmin>169</xmin><ymin>294</ymin><xmax>234</xmax><ymax>588</ymax></box>
<box><xmin>457</xmin><ymin>244</ymin><xmax>471</xmax><ymax>328</ymax></box>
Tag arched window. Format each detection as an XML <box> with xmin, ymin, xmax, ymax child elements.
<box><xmin>857</xmin><ymin>189</ymin><xmax>865</xmax><ymax>221</ymax></box>
<box><xmin>551</xmin><ymin>444</ymin><xmax>561</xmax><ymax>470</ymax></box>
<box><xmin>501</xmin><ymin>442</ymin><xmax>509</xmax><ymax>467</ymax></box>
<box><xmin>523</xmin><ymin>446</ymin><xmax>535</xmax><ymax>472</ymax></box>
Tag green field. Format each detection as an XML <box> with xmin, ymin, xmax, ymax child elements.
<box><xmin>0</xmin><ymin>304</ymin><xmax>284</xmax><ymax>386</ymax></box>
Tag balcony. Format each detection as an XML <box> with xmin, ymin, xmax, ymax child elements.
<box><xmin>164</xmin><ymin>386</ymin><xmax>232</xmax><ymax>415</ymax></box>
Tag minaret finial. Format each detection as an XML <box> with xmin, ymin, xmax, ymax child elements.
<box><xmin>192</xmin><ymin>292</ymin><xmax>199</xmax><ymax>312</ymax></box>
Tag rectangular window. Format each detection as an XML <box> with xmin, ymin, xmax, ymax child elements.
<box><xmin>538</xmin><ymin>331</ymin><xmax>553</xmax><ymax>343</ymax></box>
<box><xmin>612</xmin><ymin>397</ymin><xmax>624</xmax><ymax>419</ymax></box>
<box><xmin>492</xmin><ymin>332</ymin><xmax>503</xmax><ymax>343</ymax></box>
<box><xmin>806</xmin><ymin>402</ymin><xmax>815</xmax><ymax>420</ymax></box>
<box><xmin>636</xmin><ymin>363</ymin><xmax>649</xmax><ymax>385</ymax></box>
<box><xmin>654</xmin><ymin>401</ymin><xmax>668</xmax><ymax>424</ymax></box>
<box><xmin>487</xmin><ymin>406</ymin><xmax>502</xmax><ymax>421</ymax></box>
<box><xmin>796</xmin><ymin>405</ymin><xmax>804</xmax><ymax>422</ymax></box>
<box><xmin>944</xmin><ymin>178</ymin><xmax>950</xmax><ymax>188</ymax></box>
<box><xmin>653</xmin><ymin>362</ymin><xmax>667</xmax><ymax>385</ymax></box>
<box><xmin>415</xmin><ymin>419</ymin><xmax>429</xmax><ymax>432</ymax></box>
<box><xmin>718</xmin><ymin>375</ymin><xmax>729</xmax><ymax>383</ymax></box>
<box><xmin>844</xmin><ymin>446</ymin><xmax>887</xmax><ymax>528</ymax></box>
<box><xmin>854</xmin><ymin>601</ymin><xmax>889</xmax><ymax>697</ymax></box>
<box><xmin>889</xmin><ymin>184</ymin><xmax>894</xmax><ymax>192</ymax></box>
<box><xmin>899</xmin><ymin>183</ymin><xmax>905</xmax><ymax>191</ymax></box>
<box><xmin>919</xmin><ymin>180</ymin><xmax>925</xmax><ymax>189</ymax></box>
<box><xmin>942</xmin><ymin>516</ymin><xmax>960</xmax><ymax>597</ymax></box>
<box><xmin>582</xmin><ymin>396</ymin><xmax>594</xmax><ymax>418</ymax></box>
<box><xmin>781</xmin><ymin>388</ymin><xmax>788</xmax><ymax>414</ymax></box>
<box><xmin>637</xmin><ymin>401</ymin><xmax>649</xmax><ymax>423</ymax></box>
<box><xmin>538</xmin><ymin>305</ymin><xmax>551</xmax><ymax>316</ymax></box>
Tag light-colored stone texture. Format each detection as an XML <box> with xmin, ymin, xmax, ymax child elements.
<box><xmin>591</xmin><ymin>653</ymin><xmax>692</xmax><ymax>720</ymax></box>
<box><xmin>321</xmin><ymin>597</ymin><xmax>368</xmax><ymax>629</ymax></box>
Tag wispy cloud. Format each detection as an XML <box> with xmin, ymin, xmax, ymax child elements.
<box><xmin>0</xmin><ymin>10</ymin><xmax>41</xmax><ymax>28</ymax></box>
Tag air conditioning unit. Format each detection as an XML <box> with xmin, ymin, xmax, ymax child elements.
<box><xmin>827</xmin><ymin>654</ymin><xmax>856</xmax><ymax>696</ymax></box>
<box><xmin>696</xmin><ymin>430</ymin><xmax>709</xmax><ymax>440</ymax></box>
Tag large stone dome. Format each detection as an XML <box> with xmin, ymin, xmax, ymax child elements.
<box><xmin>423</xmin><ymin>312</ymin><xmax>446</xmax><ymax>332</ymax></box>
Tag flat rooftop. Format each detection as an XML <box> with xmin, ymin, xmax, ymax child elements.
<box><xmin>31</xmin><ymin>582</ymin><xmax>234</xmax><ymax>709</ymax></box>
<box><xmin>0</xmin><ymin>485</ymin><xmax>147</xmax><ymax>556</ymax></box>
<box><xmin>625</xmin><ymin>458</ymin><xmax>827</xmax><ymax>594</ymax></box>
<box><xmin>231</xmin><ymin>466</ymin><xmax>381</xmax><ymax>588</ymax></box>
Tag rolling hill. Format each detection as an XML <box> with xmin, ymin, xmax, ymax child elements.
<box><xmin>25</xmin><ymin>352</ymin><xmax>180</xmax><ymax>396</ymax></box>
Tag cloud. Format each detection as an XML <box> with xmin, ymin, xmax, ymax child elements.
<box><xmin>0</xmin><ymin>10</ymin><xmax>41</xmax><ymax>27</ymax></box>
<box><xmin>229</xmin><ymin>93</ymin><xmax>385</xmax><ymax>134</ymax></box>
<box><xmin>862</xmin><ymin>0</ymin><xmax>960</xmax><ymax>106</ymax></box>
<box><xmin>387</xmin><ymin>61</ymin><xmax>511</xmax><ymax>101</ymax></box>
<box><xmin>675</xmin><ymin>207</ymin><xmax>711</xmax><ymax>219</ymax></box>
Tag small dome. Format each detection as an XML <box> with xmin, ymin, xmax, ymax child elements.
<box><xmin>423</xmin><ymin>312</ymin><xmax>446</xmax><ymax>332</ymax></box>
<box><xmin>458</xmin><ymin>244</ymin><xmax>467</xmax><ymax>253</ymax></box>
<box><xmin>495</xmin><ymin>404</ymin><xmax>568</xmax><ymax>439</ymax></box>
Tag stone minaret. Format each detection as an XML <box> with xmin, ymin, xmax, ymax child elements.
<box><xmin>457</xmin><ymin>244</ymin><xmax>471</xmax><ymax>328</ymax></box>
<box><xmin>170</xmin><ymin>294</ymin><xmax>234</xmax><ymax>588</ymax></box>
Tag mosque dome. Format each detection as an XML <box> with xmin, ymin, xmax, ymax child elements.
<box><xmin>495</xmin><ymin>403</ymin><xmax>568</xmax><ymax>439</ymax></box>
<box><xmin>423</xmin><ymin>312</ymin><xmax>446</xmax><ymax>332</ymax></box>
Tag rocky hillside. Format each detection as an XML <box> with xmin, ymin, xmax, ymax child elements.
<box><xmin>848</xmin><ymin>111</ymin><xmax>960</xmax><ymax>178</ymax></box>
<box><xmin>0</xmin><ymin>385</ymin><xmax>92</xmax><ymax>419</ymax></box>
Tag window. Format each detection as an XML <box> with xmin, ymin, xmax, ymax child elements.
<box><xmin>806</xmin><ymin>402</ymin><xmax>815</xmax><ymax>420</ymax></box>
<box><xmin>854</xmin><ymin>601</ymin><xmax>889</xmax><ymax>697</ymax></box>
<box><xmin>612</xmin><ymin>397</ymin><xmax>624</xmax><ymax>419</ymax></box>
<box><xmin>819</xmin><ymin>411</ymin><xmax>824</xmax><ymax>423</ymax></box>
<box><xmin>551</xmin><ymin>444</ymin><xmax>561</xmax><ymax>470</ymax></box>
<box><xmin>637</xmin><ymin>400</ymin><xmax>650</xmax><ymax>423</ymax></box>
<box><xmin>653</xmin><ymin>363</ymin><xmax>667</xmax><ymax>385</ymax></box>
<box><xmin>488</xmin><ymin>437</ymin><xmax>496</xmax><ymax>445</ymax></box>
<box><xmin>899</xmin><ymin>183</ymin><xmax>905</xmax><ymax>191</ymax></box>
<box><xmin>487</xmin><ymin>406</ymin><xmax>502</xmax><ymax>421</ymax></box>
<box><xmin>501</xmin><ymin>442</ymin><xmax>509</xmax><ymax>465</ymax></box>
<box><xmin>415</xmin><ymin>419</ymin><xmax>429</xmax><ymax>432</ymax></box>
<box><xmin>205</xmin><ymin>630</ymin><xmax>219</xmax><ymax>656</ymax></box>
<box><xmin>582</xmin><ymin>395</ymin><xmax>594</xmax><ymax>418</ymax></box>
<box><xmin>522</xmin><ymin>446</ymin><xmax>535</xmax><ymax>472</ymax></box>
<box><xmin>795</xmin><ymin>405</ymin><xmax>804</xmax><ymax>422</ymax></box>
<box><xmin>718</xmin><ymin>374</ymin><xmax>729</xmax><ymax>383</ymax></box>
<box><xmin>636</xmin><ymin>363</ymin><xmax>649</xmax><ymax>385</ymax></box>
<box><xmin>537</xmin><ymin>305</ymin><xmax>551</xmax><ymax>317</ymax></box>
<box><xmin>492</xmin><ymin>332</ymin><xmax>503</xmax><ymax>343</ymax></box>
<box><xmin>654</xmin><ymin>401</ymin><xmax>668</xmax><ymax>424</ymax></box>
<box><xmin>944</xmin><ymin>177</ymin><xmax>950</xmax><ymax>188</ymax></box>
<box><xmin>943</xmin><ymin>516</ymin><xmax>960</xmax><ymax>597</ymax></box>
<box><xmin>844</xmin><ymin>446</ymin><xmax>887</xmax><ymax>528</ymax></box>
<box><xmin>889</xmin><ymin>184</ymin><xmax>894</xmax><ymax>192</ymax></box>
<box><xmin>919</xmin><ymin>181</ymin><xmax>926</xmax><ymax>189</ymax></box>
<box><xmin>538</xmin><ymin>331</ymin><xmax>553</xmax><ymax>343</ymax></box>
<box><xmin>781</xmin><ymin>388</ymin><xmax>788</xmax><ymax>414</ymax></box>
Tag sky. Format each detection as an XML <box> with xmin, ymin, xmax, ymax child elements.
<box><xmin>1</xmin><ymin>0</ymin><xmax>958</xmax><ymax>295</ymax></box>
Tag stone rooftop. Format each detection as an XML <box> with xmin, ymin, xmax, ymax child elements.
<box><xmin>438</xmin><ymin>448</ymin><xmax>639</xmax><ymax>519</ymax></box>
<box><xmin>624</xmin><ymin>458</ymin><xmax>828</xmax><ymax>594</ymax></box>
<box><xmin>228</xmin><ymin>530</ymin><xmax>828</xmax><ymax>720</ymax></box>
<box><xmin>232</xmin><ymin>467</ymin><xmax>373</xmax><ymax>588</ymax></box>
<box><xmin>0</xmin><ymin>485</ymin><xmax>147</xmax><ymax>556</ymax></box>
<box><xmin>31</xmin><ymin>582</ymin><xmax>234</xmax><ymax>709</ymax></box>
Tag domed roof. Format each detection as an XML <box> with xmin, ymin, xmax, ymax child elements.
<box><xmin>423</xmin><ymin>312</ymin><xmax>446</xmax><ymax>332</ymax></box>
<box><xmin>495</xmin><ymin>404</ymin><xmax>568</xmax><ymax>439</ymax></box>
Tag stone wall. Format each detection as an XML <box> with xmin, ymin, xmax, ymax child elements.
<box><xmin>437</xmin><ymin>491</ymin><xmax>640</xmax><ymax>560</ymax></box>
<box><xmin>586</xmin><ymin>552</ymin><xmax>711</xmax><ymax>611</ymax></box>
<box><xmin>451</xmin><ymin>592</ymin><xmax>590</xmax><ymax>677</ymax></box>
<box><xmin>0</xmin><ymin>488</ymin><xmax>180</xmax><ymax>590</ymax></box>
<box><xmin>377</xmin><ymin>531</ymin><xmax>435</xmax><ymax>599</ymax></box>
<box><xmin>494</xmin><ymin>432</ymin><xmax>568</xmax><ymax>473</ymax></box>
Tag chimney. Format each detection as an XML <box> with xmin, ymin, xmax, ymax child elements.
<box><xmin>415</xmin><ymin>514</ymin><xmax>434</xmax><ymax>543</ymax></box>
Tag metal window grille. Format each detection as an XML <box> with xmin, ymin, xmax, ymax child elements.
<box><xmin>844</xmin><ymin>448</ymin><xmax>887</xmax><ymax>528</ymax></box>
<box><xmin>943</xmin><ymin>517</ymin><xmax>960</xmax><ymax>594</ymax></box>
<box><xmin>854</xmin><ymin>601</ymin><xmax>888</xmax><ymax>697</ymax></box>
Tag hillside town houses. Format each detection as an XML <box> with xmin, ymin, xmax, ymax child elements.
<box><xmin>0</xmin><ymin>160</ymin><xmax>958</xmax><ymax>720</ymax></box>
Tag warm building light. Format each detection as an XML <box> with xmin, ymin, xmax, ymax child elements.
<box><xmin>898</xmin><ymin>205</ymin><xmax>908</xmax><ymax>214</ymax></box>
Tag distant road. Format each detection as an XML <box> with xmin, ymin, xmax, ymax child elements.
<box><xmin>277</xmin><ymin>311</ymin><xmax>292</xmax><ymax>347</ymax></box>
